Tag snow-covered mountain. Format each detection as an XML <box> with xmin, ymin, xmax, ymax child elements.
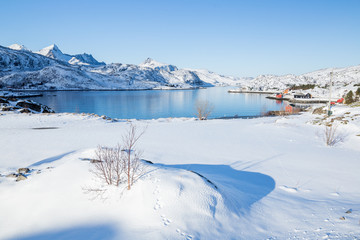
<box><xmin>2</xmin><ymin>43</ymin><xmax>359</xmax><ymax>93</ymax></box>
<box><xmin>8</xmin><ymin>44</ymin><xmax>30</xmax><ymax>51</ymax></box>
<box><xmin>240</xmin><ymin>65</ymin><xmax>360</xmax><ymax>97</ymax></box>
<box><xmin>0</xmin><ymin>44</ymin><xmax>244</xmax><ymax>90</ymax></box>
<box><xmin>140</xmin><ymin>58</ymin><xmax>178</xmax><ymax>72</ymax></box>
<box><xmin>36</xmin><ymin>44</ymin><xmax>105</xmax><ymax>66</ymax></box>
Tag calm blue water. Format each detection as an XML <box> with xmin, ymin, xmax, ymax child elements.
<box><xmin>32</xmin><ymin>87</ymin><xmax>284</xmax><ymax>119</ymax></box>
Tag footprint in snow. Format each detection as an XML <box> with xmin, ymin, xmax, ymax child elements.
<box><xmin>152</xmin><ymin>178</ymin><xmax>160</xmax><ymax>183</ymax></box>
<box><xmin>153</xmin><ymin>185</ymin><xmax>160</xmax><ymax>194</ymax></box>
<box><xmin>161</xmin><ymin>215</ymin><xmax>171</xmax><ymax>226</ymax></box>
<box><xmin>176</xmin><ymin>228</ymin><xmax>192</xmax><ymax>239</ymax></box>
<box><xmin>154</xmin><ymin>198</ymin><xmax>162</xmax><ymax>210</ymax></box>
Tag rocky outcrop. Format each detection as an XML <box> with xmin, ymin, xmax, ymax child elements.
<box><xmin>17</xmin><ymin>168</ymin><xmax>30</xmax><ymax>174</ymax></box>
<box><xmin>0</xmin><ymin>97</ymin><xmax>54</xmax><ymax>113</ymax></box>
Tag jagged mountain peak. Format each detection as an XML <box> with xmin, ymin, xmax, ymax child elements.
<box><xmin>34</xmin><ymin>44</ymin><xmax>104</xmax><ymax>66</ymax></box>
<box><xmin>141</xmin><ymin>57</ymin><xmax>162</xmax><ymax>66</ymax></box>
<box><xmin>36</xmin><ymin>44</ymin><xmax>65</xmax><ymax>59</ymax></box>
<box><xmin>140</xmin><ymin>58</ymin><xmax>178</xmax><ymax>72</ymax></box>
<box><xmin>143</xmin><ymin>57</ymin><xmax>155</xmax><ymax>64</ymax></box>
<box><xmin>40</xmin><ymin>44</ymin><xmax>62</xmax><ymax>53</ymax></box>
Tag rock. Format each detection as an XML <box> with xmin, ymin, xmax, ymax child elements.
<box><xmin>15</xmin><ymin>100</ymin><xmax>54</xmax><ymax>113</ymax></box>
<box><xmin>90</xmin><ymin>159</ymin><xmax>102</xmax><ymax>163</ymax></box>
<box><xmin>143</xmin><ymin>160</ymin><xmax>154</xmax><ymax>164</ymax></box>
<box><xmin>339</xmin><ymin>216</ymin><xmax>346</xmax><ymax>220</ymax></box>
<box><xmin>0</xmin><ymin>98</ymin><xmax>9</xmax><ymax>104</ymax></box>
<box><xmin>345</xmin><ymin>209</ymin><xmax>352</xmax><ymax>214</ymax></box>
<box><xmin>17</xmin><ymin>168</ymin><xmax>30</xmax><ymax>174</ymax></box>
<box><xmin>1</xmin><ymin>106</ymin><xmax>17</xmax><ymax>111</ymax></box>
<box><xmin>16</xmin><ymin>100</ymin><xmax>42</xmax><ymax>112</ymax></box>
<box><xmin>312</xmin><ymin>107</ymin><xmax>326</xmax><ymax>115</ymax></box>
<box><xmin>16</xmin><ymin>173</ymin><xmax>27</xmax><ymax>181</ymax></box>
<box><xmin>6</xmin><ymin>173</ymin><xmax>18</xmax><ymax>178</ymax></box>
<box><xmin>42</xmin><ymin>105</ymin><xmax>54</xmax><ymax>113</ymax></box>
<box><xmin>19</xmin><ymin>108</ymin><xmax>32</xmax><ymax>113</ymax></box>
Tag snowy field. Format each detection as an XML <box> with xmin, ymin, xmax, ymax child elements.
<box><xmin>0</xmin><ymin>107</ymin><xmax>360</xmax><ymax>240</ymax></box>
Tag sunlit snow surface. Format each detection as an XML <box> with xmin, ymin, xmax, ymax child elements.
<box><xmin>0</xmin><ymin>105</ymin><xmax>360</xmax><ymax>239</ymax></box>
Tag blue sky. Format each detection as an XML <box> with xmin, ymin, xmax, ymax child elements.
<box><xmin>1</xmin><ymin>0</ymin><xmax>359</xmax><ymax>77</ymax></box>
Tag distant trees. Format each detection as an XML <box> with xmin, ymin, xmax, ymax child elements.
<box><xmin>195</xmin><ymin>100</ymin><xmax>214</xmax><ymax>120</ymax></box>
<box><xmin>356</xmin><ymin>87</ymin><xmax>360</xmax><ymax>97</ymax></box>
<box><xmin>91</xmin><ymin>124</ymin><xmax>146</xmax><ymax>190</ymax></box>
<box><xmin>290</xmin><ymin>84</ymin><xmax>316</xmax><ymax>90</ymax></box>
<box><xmin>345</xmin><ymin>91</ymin><xmax>354</xmax><ymax>104</ymax></box>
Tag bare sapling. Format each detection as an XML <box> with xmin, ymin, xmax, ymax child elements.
<box><xmin>195</xmin><ymin>100</ymin><xmax>214</xmax><ymax>120</ymax></box>
<box><xmin>122</xmin><ymin>124</ymin><xmax>146</xmax><ymax>190</ymax></box>
<box><xmin>324</xmin><ymin>124</ymin><xmax>343</xmax><ymax>146</ymax></box>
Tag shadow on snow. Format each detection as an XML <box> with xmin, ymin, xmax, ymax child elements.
<box><xmin>12</xmin><ymin>224</ymin><xmax>117</xmax><ymax>240</ymax></box>
<box><xmin>154</xmin><ymin>163</ymin><xmax>275</xmax><ymax>212</ymax></box>
<box><xmin>28</xmin><ymin>151</ymin><xmax>76</xmax><ymax>167</ymax></box>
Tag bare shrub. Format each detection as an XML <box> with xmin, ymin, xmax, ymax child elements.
<box><xmin>323</xmin><ymin>124</ymin><xmax>344</xmax><ymax>146</ymax></box>
<box><xmin>90</xmin><ymin>124</ymin><xmax>146</xmax><ymax>191</ymax></box>
<box><xmin>195</xmin><ymin>100</ymin><xmax>214</xmax><ymax>120</ymax></box>
<box><xmin>92</xmin><ymin>145</ymin><xmax>124</xmax><ymax>186</ymax></box>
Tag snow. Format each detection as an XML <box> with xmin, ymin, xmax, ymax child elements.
<box><xmin>7</xmin><ymin>44</ymin><xmax>30</xmax><ymax>51</ymax></box>
<box><xmin>0</xmin><ymin>105</ymin><xmax>360</xmax><ymax>239</ymax></box>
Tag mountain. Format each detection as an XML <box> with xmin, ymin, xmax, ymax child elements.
<box><xmin>2</xmin><ymin>43</ymin><xmax>360</xmax><ymax>94</ymax></box>
<box><xmin>140</xmin><ymin>58</ymin><xmax>178</xmax><ymax>72</ymax></box>
<box><xmin>0</xmin><ymin>44</ymin><xmax>244</xmax><ymax>90</ymax></box>
<box><xmin>240</xmin><ymin>65</ymin><xmax>360</xmax><ymax>97</ymax></box>
<box><xmin>36</xmin><ymin>44</ymin><xmax>105</xmax><ymax>66</ymax></box>
<box><xmin>8</xmin><ymin>44</ymin><xmax>30</xmax><ymax>51</ymax></box>
<box><xmin>72</xmin><ymin>53</ymin><xmax>105</xmax><ymax>66</ymax></box>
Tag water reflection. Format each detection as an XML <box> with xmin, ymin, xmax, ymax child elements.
<box><xmin>32</xmin><ymin>87</ymin><xmax>284</xmax><ymax>119</ymax></box>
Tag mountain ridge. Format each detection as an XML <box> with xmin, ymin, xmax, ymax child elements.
<box><xmin>1</xmin><ymin>43</ymin><xmax>360</xmax><ymax>94</ymax></box>
<box><xmin>0</xmin><ymin>44</ymin><xmax>244</xmax><ymax>90</ymax></box>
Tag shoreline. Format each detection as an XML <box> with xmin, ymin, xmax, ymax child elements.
<box><xmin>1</xmin><ymin>86</ymin><xmax>217</xmax><ymax>93</ymax></box>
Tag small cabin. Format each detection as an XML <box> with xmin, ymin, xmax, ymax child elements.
<box><xmin>294</xmin><ymin>93</ymin><xmax>312</xmax><ymax>99</ymax></box>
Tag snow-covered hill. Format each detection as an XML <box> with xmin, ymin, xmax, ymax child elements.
<box><xmin>0</xmin><ymin>44</ymin><xmax>244</xmax><ymax>90</ymax></box>
<box><xmin>241</xmin><ymin>65</ymin><xmax>360</xmax><ymax>98</ymax></box>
